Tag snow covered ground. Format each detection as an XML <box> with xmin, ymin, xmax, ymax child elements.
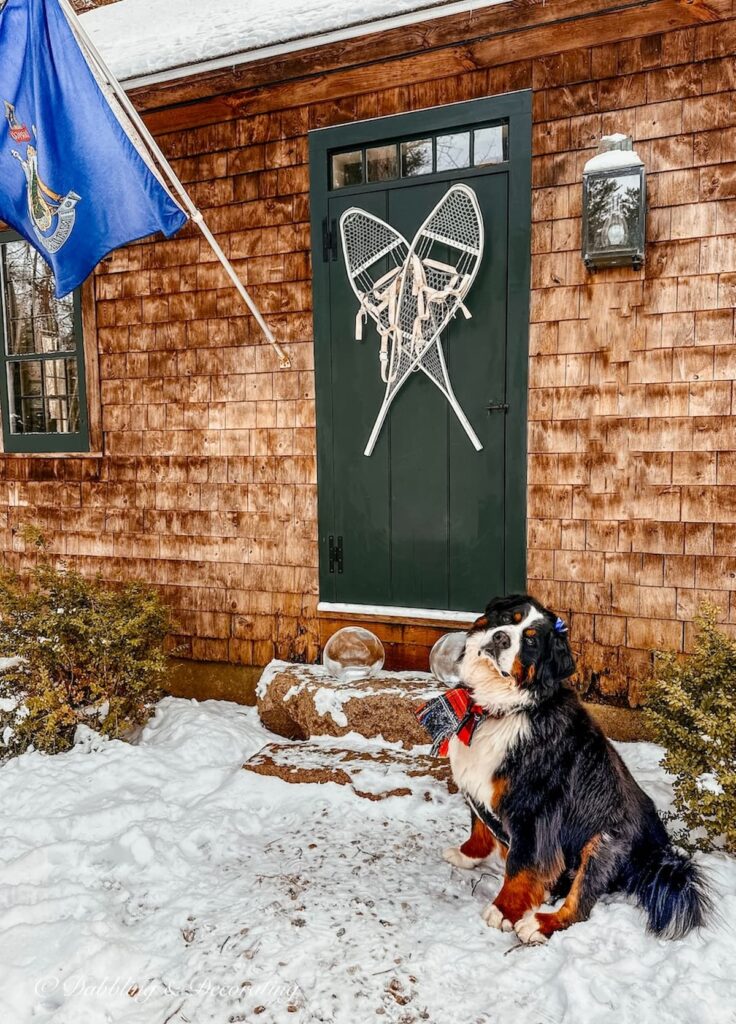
<box><xmin>0</xmin><ymin>696</ymin><xmax>734</xmax><ymax>1024</ymax></box>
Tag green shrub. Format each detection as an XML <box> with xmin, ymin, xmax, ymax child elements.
<box><xmin>644</xmin><ymin>604</ymin><xmax>736</xmax><ymax>854</ymax></box>
<box><xmin>0</xmin><ymin>562</ymin><xmax>169</xmax><ymax>758</ymax></box>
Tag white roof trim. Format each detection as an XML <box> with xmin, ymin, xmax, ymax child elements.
<box><xmin>111</xmin><ymin>1</ymin><xmax>510</xmax><ymax>90</ymax></box>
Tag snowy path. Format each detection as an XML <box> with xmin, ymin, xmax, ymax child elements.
<box><xmin>0</xmin><ymin>697</ymin><xmax>734</xmax><ymax>1024</ymax></box>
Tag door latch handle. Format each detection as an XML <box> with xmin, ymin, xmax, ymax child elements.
<box><xmin>486</xmin><ymin>402</ymin><xmax>509</xmax><ymax>413</ymax></box>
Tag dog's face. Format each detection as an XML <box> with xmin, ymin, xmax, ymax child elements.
<box><xmin>460</xmin><ymin>594</ymin><xmax>575</xmax><ymax>711</ymax></box>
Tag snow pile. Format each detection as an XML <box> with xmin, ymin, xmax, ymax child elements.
<box><xmin>0</xmin><ymin>696</ymin><xmax>734</xmax><ymax>1024</ymax></box>
<box><xmin>80</xmin><ymin>0</ymin><xmax>506</xmax><ymax>83</ymax></box>
<box><xmin>583</xmin><ymin>148</ymin><xmax>644</xmax><ymax>173</ymax></box>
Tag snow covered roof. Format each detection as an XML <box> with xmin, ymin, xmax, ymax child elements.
<box><xmin>81</xmin><ymin>0</ymin><xmax>508</xmax><ymax>87</ymax></box>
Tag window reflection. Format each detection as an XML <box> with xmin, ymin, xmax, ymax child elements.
<box><xmin>585</xmin><ymin>173</ymin><xmax>642</xmax><ymax>252</ymax></box>
<box><xmin>1</xmin><ymin>240</ymin><xmax>82</xmax><ymax>436</ymax></box>
<box><xmin>401</xmin><ymin>138</ymin><xmax>433</xmax><ymax>177</ymax></box>
<box><xmin>474</xmin><ymin>125</ymin><xmax>508</xmax><ymax>166</ymax></box>
<box><xmin>329</xmin><ymin>121</ymin><xmax>510</xmax><ymax>189</ymax></box>
<box><xmin>331</xmin><ymin>150</ymin><xmax>363</xmax><ymax>188</ymax></box>
<box><xmin>366</xmin><ymin>144</ymin><xmax>398</xmax><ymax>182</ymax></box>
<box><xmin>436</xmin><ymin>132</ymin><xmax>470</xmax><ymax>171</ymax></box>
<box><xmin>8</xmin><ymin>358</ymin><xmax>80</xmax><ymax>435</ymax></box>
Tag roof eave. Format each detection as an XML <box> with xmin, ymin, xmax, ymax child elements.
<box><xmin>117</xmin><ymin>0</ymin><xmax>509</xmax><ymax>90</ymax></box>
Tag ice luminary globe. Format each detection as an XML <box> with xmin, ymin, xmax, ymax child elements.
<box><xmin>429</xmin><ymin>631</ymin><xmax>467</xmax><ymax>685</ymax></box>
<box><xmin>322</xmin><ymin>626</ymin><xmax>385</xmax><ymax>682</ymax></box>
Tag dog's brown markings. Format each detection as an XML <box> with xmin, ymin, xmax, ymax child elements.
<box><xmin>493</xmin><ymin>869</ymin><xmax>547</xmax><ymax>925</ymax></box>
<box><xmin>513</xmin><ymin>612</ymin><xmax>522</xmax><ymax>623</ymax></box>
<box><xmin>491</xmin><ymin>775</ymin><xmax>508</xmax><ymax>811</ymax></box>
<box><xmin>472</xmin><ymin>615</ymin><xmax>489</xmax><ymax>631</ymax></box>
<box><xmin>533</xmin><ymin>834</ymin><xmax>602</xmax><ymax>937</ymax></box>
<box><xmin>460</xmin><ymin>816</ymin><xmax>497</xmax><ymax>860</ymax></box>
<box><xmin>510</xmin><ymin>657</ymin><xmax>535</xmax><ymax>685</ymax></box>
<box><xmin>524</xmin><ymin>628</ymin><xmax>537</xmax><ymax>636</ymax></box>
<box><xmin>493</xmin><ymin>845</ymin><xmax>565</xmax><ymax>924</ymax></box>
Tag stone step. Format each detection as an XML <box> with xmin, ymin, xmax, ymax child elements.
<box><xmin>256</xmin><ymin>660</ymin><xmax>442</xmax><ymax>746</ymax></box>
<box><xmin>243</xmin><ymin>740</ymin><xmax>455</xmax><ymax>801</ymax></box>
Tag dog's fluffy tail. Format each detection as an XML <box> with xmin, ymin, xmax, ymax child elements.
<box><xmin>626</xmin><ymin>840</ymin><xmax>711</xmax><ymax>939</ymax></box>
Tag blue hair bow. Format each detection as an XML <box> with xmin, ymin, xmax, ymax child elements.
<box><xmin>554</xmin><ymin>617</ymin><xmax>568</xmax><ymax>634</ymax></box>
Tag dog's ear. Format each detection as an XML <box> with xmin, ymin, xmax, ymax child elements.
<box><xmin>535</xmin><ymin>629</ymin><xmax>575</xmax><ymax>693</ymax></box>
<box><xmin>549</xmin><ymin>630</ymin><xmax>575</xmax><ymax>681</ymax></box>
<box><xmin>548</xmin><ymin>626</ymin><xmax>577</xmax><ymax>684</ymax></box>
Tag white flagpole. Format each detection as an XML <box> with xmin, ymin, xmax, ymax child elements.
<box><xmin>56</xmin><ymin>0</ymin><xmax>291</xmax><ymax>369</ymax></box>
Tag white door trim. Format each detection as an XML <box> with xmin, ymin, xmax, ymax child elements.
<box><xmin>317</xmin><ymin>601</ymin><xmax>477</xmax><ymax>624</ymax></box>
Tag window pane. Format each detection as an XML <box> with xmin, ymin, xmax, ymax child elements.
<box><xmin>0</xmin><ymin>236</ymin><xmax>85</xmax><ymax>446</ymax></box>
<box><xmin>20</xmin><ymin>397</ymin><xmax>45</xmax><ymax>434</ymax></box>
<box><xmin>1</xmin><ymin>241</ymin><xmax>74</xmax><ymax>354</ymax></box>
<box><xmin>474</xmin><ymin>125</ymin><xmax>508</xmax><ymax>166</ymax></box>
<box><xmin>436</xmin><ymin>132</ymin><xmax>470</xmax><ymax>171</ymax></box>
<box><xmin>331</xmin><ymin>150</ymin><xmax>363</xmax><ymax>188</ymax></box>
<box><xmin>366</xmin><ymin>144</ymin><xmax>398</xmax><ymax>183</ymax></box>
<box><xmin>7</xmin><ymin>357</ymin><xmax>80</xmax><ymax>434</ymax></box>
<box><xmin>401</xmin><ymin>138</ymin><xmax>432</xmax><ymax>177</ymax></box>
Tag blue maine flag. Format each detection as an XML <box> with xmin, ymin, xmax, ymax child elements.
<box><xmin>0</xmin><ymin>0</ymin><xmax>187</xmax><ymax>297</ymax></box>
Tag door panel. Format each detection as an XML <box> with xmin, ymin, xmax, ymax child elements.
<box><xmin>326</xmin><ymin>188</ymin><xmax>391</xmax><ymax>605</ymax></box>
<box><xmin>310</xmin><ymin>94</ymin><xmax>531</xmax><ymax>614</ymax></box>
<box><xmin>387</xmin><ymin>181</ymin><xmax>451</xmax><ymax>611</ymax></box>
<box><xmin>447</xmin><ymin>172</ymin><xmax>508</xmax><ymax>607</ymax></box>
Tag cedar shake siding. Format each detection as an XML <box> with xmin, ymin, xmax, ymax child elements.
<box><xmin>2</xmin><ymin>0</ymin><xmax>736</xmax><ymax>703</ymax></box>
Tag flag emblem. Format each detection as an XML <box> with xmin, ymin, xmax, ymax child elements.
<box><xmin>4</xmin><ymin>101</ymin><xmax>80</xmax><ymax>254</ymax></box>
<box><xmin>4</xmin><ymin>101</ymin><xmax>31</xmax><ymax>142</ymax></box>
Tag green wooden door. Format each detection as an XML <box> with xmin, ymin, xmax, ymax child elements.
<box><xmin>310</xmin><ymin>94</ymin><xmax>531</xmax><ymax>614</ymax></box>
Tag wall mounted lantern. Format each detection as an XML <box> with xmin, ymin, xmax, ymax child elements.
<box><xmin>582</xmin><ymin>133</ymin><xmax>646</xmax><ymax>271</ymax></box>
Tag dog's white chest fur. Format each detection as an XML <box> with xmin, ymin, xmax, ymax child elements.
<box><xmin>448</xmin><ymin>712</ymin><xmax>529</xmax><ymax>810</ymax></box>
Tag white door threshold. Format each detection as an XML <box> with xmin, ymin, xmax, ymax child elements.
<box><xmin>317</xmin><ymin>601</ymin><xmax>477</xmax><ymax>624</ymax></box>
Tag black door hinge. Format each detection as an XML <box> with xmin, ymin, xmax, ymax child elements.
<box><xmin>328</xmin><ymin>535</ymin><xmax>344</xmax><ymax>574</ymax></box>
<box><xmin>322</xmin><ymin>217</ymin><xmax>338</xmax><ymax>262</ymax></box>
<box><xmin>486</xmin><ymin>402</ymin><xmax>509</xmax><ymax>414</ymax></box>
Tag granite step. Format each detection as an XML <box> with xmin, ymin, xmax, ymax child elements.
<box><xmin>243</xmin><ymin>739</ymin><xmax>455</xmax><ymax>801</ymax></box>
<box><xmin>256</xmin><ymin>660</ymin><xmax>443</xmax><ymax>746</ymax></box>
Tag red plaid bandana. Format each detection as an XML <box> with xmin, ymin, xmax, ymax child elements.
<box><xmin>416</xmin><ymin>687</ymin><xmax>487</xmax><ymax>757</ymax></box>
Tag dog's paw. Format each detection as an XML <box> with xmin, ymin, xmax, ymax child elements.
<box><xmin>514</xmin><ymin>911</ymin><xmax>548</xmax><ymax>945</ymax></box>
<box><xmin>482</xmin><ymin>902</ymin><xmax>513</xmax><ymax>932</ymax></box>
<box><xmin>443</xmin><ymin>846</ymin><xmax>484</xmax><ymax>870</ymax></box>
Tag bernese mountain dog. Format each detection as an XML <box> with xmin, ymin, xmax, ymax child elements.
<box><xmin>438</xmin><ymin>594</ymin><xmax>710</xmax><ymax>943</ymax></box>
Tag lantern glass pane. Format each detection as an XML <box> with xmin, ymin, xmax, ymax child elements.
<box><xmin>585</xmin><ymin>171</ymin><xmax>642</xmax><ymax>255</ymax></box>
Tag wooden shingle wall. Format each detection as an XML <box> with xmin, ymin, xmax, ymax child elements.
<box><xmin>528</xmin><ymin>22</ymin><xmax>736</xmax><ymax>701</ymax></box>
<box><xmin>2</xmin><ymin>5</ymin><xmax>736</xmax><ymax>701</ymax></box>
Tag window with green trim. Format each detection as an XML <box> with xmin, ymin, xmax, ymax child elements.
<box><xmin>0</xmin><ymin>232</ymin><xmax>88</xmax><ymax>453</ymax></box>
<box><xmin>330</xmin><ymin>122</ymin><xmax>509</xmax><ymax>189</ymax></box>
